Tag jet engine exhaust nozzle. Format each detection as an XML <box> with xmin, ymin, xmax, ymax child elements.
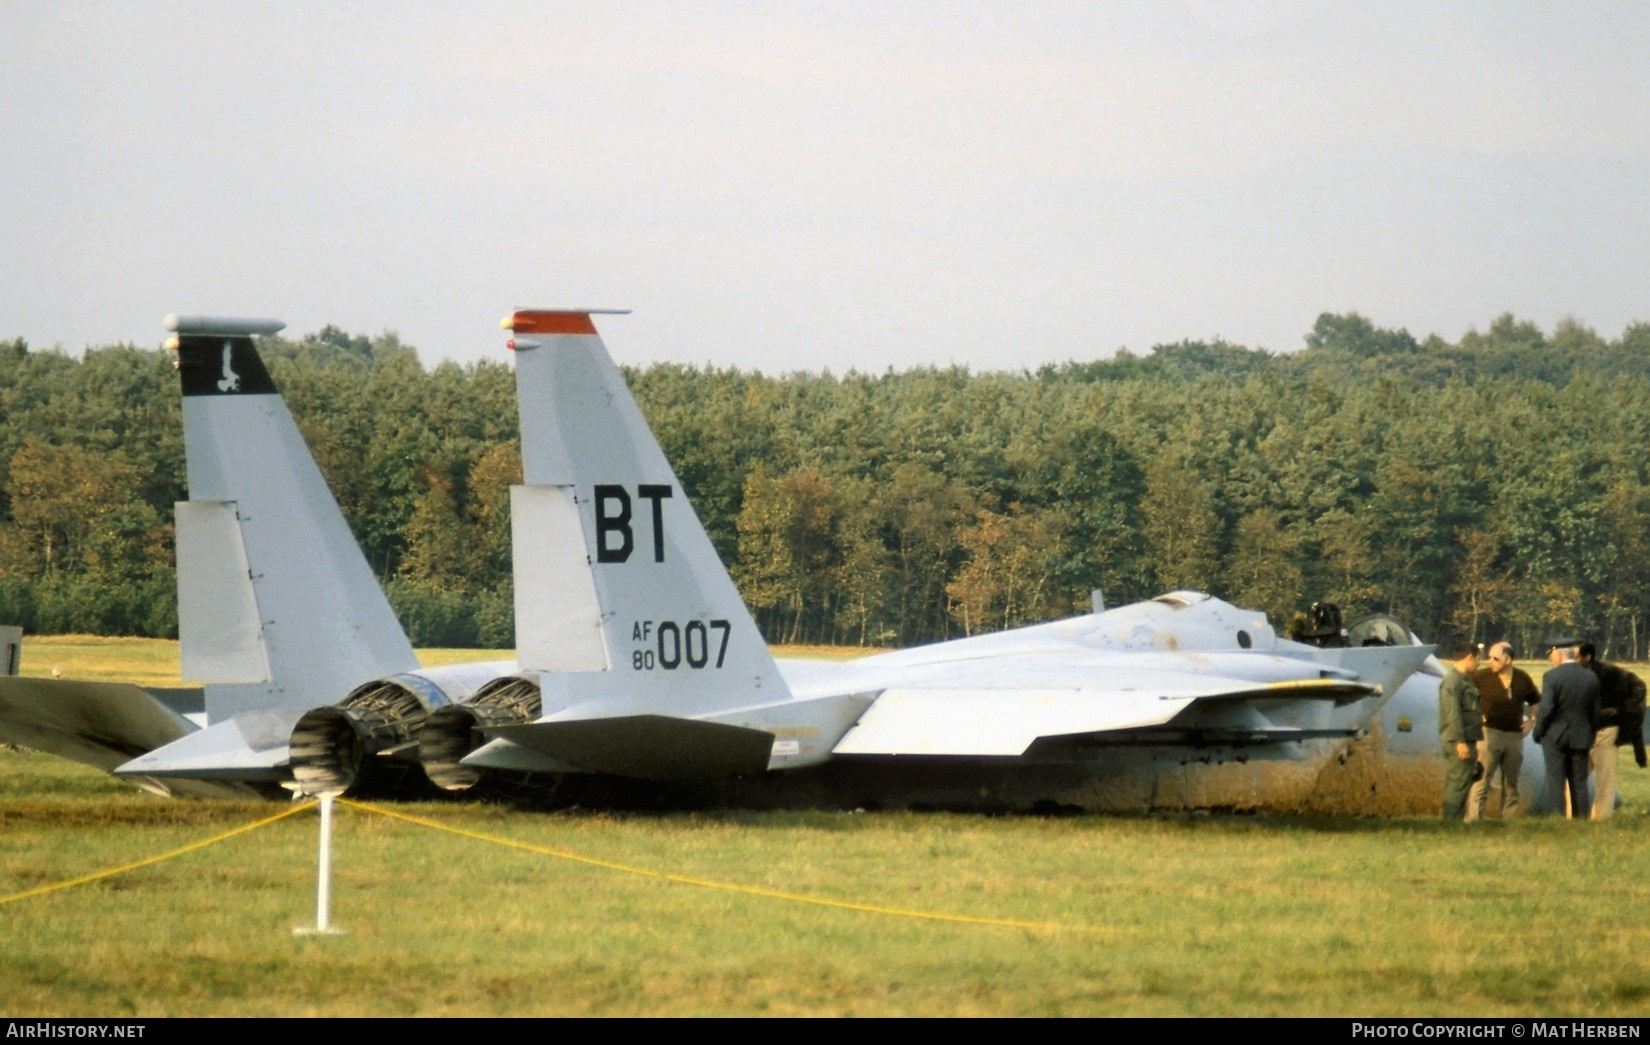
<box><xmin>288</xmin><ymin>680</ymin><xmax>432</xmax><ymax>796</ymax></box>
<box><xmin>419</xmin><ymin>676</ymin><xmax>543</xmax><ymax>792</ymax></box>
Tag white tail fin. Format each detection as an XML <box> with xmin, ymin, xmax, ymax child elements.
<box><xmin>502</xmin><ymin>310</ymin><xmax>790</xmax><ymax>718</ymax></box>
<box><xmin>165</xmin><ymin>315</ymin><xmax>419</xmax><ymax>722</ymax></box>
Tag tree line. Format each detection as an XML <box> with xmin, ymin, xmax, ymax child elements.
<box><xmin>2</xmin><ymin>312</ymin><xmax>1649</xmax><ymax>657</ymax></box>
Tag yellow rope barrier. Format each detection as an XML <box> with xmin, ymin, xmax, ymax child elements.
<box><xmin>2</xmin><ymin>796</ymin><xmax>1118</xmax><ymax>937</ymax></box>
<box><xmin>343</xmin><ymin>799</ymin><xmax>1115</xmax><ymax>936</ymax></box>
<box><xmin>0</xmin><ymin>802</ymin><xmax>315</xmax><ymax>907</ymax></box>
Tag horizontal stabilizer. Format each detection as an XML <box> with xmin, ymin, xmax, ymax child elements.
<box><xmin>116</xmin><ymin>708</ymin><xmax>302</xmax><ymax>782</ymax></box>
<box><xmin>473</xmin><ymin>715</ymin><xmax>776</xmax><ymax>782</ymax></box>
<box><xmin>834</xmin><ymin>677</ymin><xmax>1378</xmax><ymax>757</ymax></box>
<box><xmin>0</xmin><ymin>677</ymin><xmax>199</xmax><ymax>769</ymax></box>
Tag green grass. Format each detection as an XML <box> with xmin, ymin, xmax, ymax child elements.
<box><xmin>16</xmin><ymin>639</ymin><xmax>871</xmax><ymax>683</ymax></box>
<box><xmin>4</xmin><ymin>752</ymin><xmax>1650</xmax><ymax>1015</ymax></box>
<box><xmin>19</xmin><ymin>635</ymin><xmax>187</xmax><ymax>688</ymax></box>
<box><xmin>2</xmin><ymin>639</ymin><xmax>1648</xmax><ymax>1016</ymax></box>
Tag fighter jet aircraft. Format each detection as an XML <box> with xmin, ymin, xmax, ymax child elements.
<box><xmin>0</xmin><ymin>311</ymin><xmax>1457</xmax><ymax>812</ymax></box>
<box><xmin>383</xmin><ymin>310</ymin><xmax>1438</xmax><ymax>813</ymax></box>
<box><xmin>0</xmin><ymin>316</ymin><xmax>508</xmax><ymax>797</ymax></box>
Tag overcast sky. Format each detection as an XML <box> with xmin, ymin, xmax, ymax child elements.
<box><xmin>5</xmin><ymin>2</ymin><xmax>1648</xmax><ymax>373</ymax></box>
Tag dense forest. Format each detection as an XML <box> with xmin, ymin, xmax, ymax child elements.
<box><xmin>2</xmin><ymin>312</ymin><xmax>1649</xmax><ymax>658</ymax></box>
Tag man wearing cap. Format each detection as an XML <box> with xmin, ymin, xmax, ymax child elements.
<box><xmin>1533</xmin><ymin>637</ymin><xmax>1600</xmax><ymax>818</ymax></box>
<box><xmin>1576</xmin><ymin>641</ymin><xmax>1647</xmax><ymax>819</ymax></box>
<box><xmin>1467</xmin><ymin>641</ymin><xmax>1540</xmax><ymax>820</ymax></box>
<box><xmin>1438</xmin><ymin>640</ymin><xmax>1483</xmax><ymax>821</ymax></box>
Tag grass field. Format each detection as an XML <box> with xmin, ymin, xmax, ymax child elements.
<box><xmin>17</xmin><ymin>635</ymin><xmax>512</xmax><ymax>688</ymax></box>
<box><xmin>3</xmin><ymin>639</ymin><xmax>1649</xmax><ymax>1017</ymax></box>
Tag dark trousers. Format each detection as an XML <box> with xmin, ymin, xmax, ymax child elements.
<box><xmin>1542</xmin><ymin>739</ymin><xmax>1591</xmax><ymax>818</ymax></box>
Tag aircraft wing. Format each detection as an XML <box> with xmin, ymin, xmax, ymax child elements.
<box><xmin>832</xmin><ymin>675</ymin><xmax>1380</xmax><ymax>757</ymax></box>
<box><xmin>0</xmin><ymin>676</ymin><xmax>259</xmax><ymax>797</ymax></box>
<box><xmin>0</xmin><ymin>676</ymin><xmax>200</xmax><ymax>769</ymax></box>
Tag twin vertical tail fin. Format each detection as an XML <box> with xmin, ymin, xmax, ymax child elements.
<box><xmin>164</xmin><ymin>314</ymin><xmax>421</xmax><ymax>723</ymax></box>
<box><xmin>461</xmin><ymin>310</ymin><xmax>794</xmax><ymax>782</ymax></box>
<box><xmin>505</xmin><ymin>310</ymin><xmax>787</xmax><ymax>704</ymax></box>
<box><xmin>116</xmin><ymin>315</ymin><xmax>427</xmax><ymax>792</ymax></box>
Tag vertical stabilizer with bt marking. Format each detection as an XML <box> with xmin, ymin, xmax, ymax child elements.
<box><xmin>165</xmin><ymin>315</ymin><xmax>419</xmax><ymax>722</ymax></box>
<box><xmin>502</xmin><ymin>310</ymin><xmax>791</xmax><ymax>718</ymax></box>
<box><xmin>465</xmin><ymin>309</ymin><xmax>869</xmax><ymax>785</ymax></box>
<box><xmin>475</xmin><ymin>305</ymin><xmax>871</xmax><ymax>779</ymax></box>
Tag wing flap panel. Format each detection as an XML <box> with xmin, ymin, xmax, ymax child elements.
<box><xmin>834</xmin><ymin>688</ymin><xmax>1190</xmax><ymax>756</ymax></box>
<box><xmin>834</xmin><ymin>678</ymin><xmax>1379</xmax><ymax>757</ymax></box>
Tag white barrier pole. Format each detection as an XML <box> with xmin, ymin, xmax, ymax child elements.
<box><xmin>316</xmin><ymin>793</ymin><xmax>333</xmax><ymax>931</ymax></box>
<box><xmin>295</xmin><ymin>792</ymin><xmax>344</xmax><ymax>936</ymax></box>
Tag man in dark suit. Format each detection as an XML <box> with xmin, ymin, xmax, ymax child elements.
<box><xmin>1533</xmin><ymin>637</ymin><xmax>1601</xmax><ymax>818</ymax></box>
<box><xmin>1577</xmin><ymin>641</ymin><xmax>1647</xmax><ymax>819</ymax></box>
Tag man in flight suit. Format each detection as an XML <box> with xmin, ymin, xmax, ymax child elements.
<box><xmin>1438</xmin><ymin>640</ymin><xmax>1483</xmax><ymax>821</ymax></box>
